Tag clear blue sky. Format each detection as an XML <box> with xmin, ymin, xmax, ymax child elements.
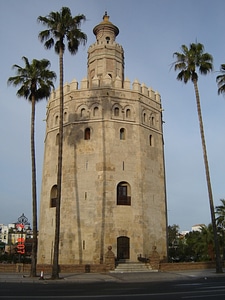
<box><xmin>1</xmin><ymin>0</ymin><xmax>225</xmax><ymax>231</ymax></box>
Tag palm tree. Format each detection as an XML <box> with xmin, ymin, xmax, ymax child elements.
<box><xmin>172</xmin><ymin>43</ymin><xmax>223</xmax><ymax>273</ymax></box>
<box><xmin>215</xmin><ymin>199</ymin><xmax>225</xmax><ymax>228</ymax></box>
<box><xmin>216</xmin><ymin>64</ymin><xmax>225</xmax><ymax>95</ymax></box>
<box><xmin>215</xmin><ymin>199</ymin><xmax>225</xmax><ymax>259</ymax></box>
<box><xmin>185</xmin><ymin>230</ymin><xmax>202</xmax><ymax>261</ymax></box>
<box><xmin>200</xmin><ymin>224</ymin><xmax>215</xmax><ymax>260</ymax></box>
<box><xmin>8</xmin><ymin>57</ymin><xmax>56</xmax><ymax>277</ymax></box>
<box><xmin>37</xmin><ymin>7</ymin><xmax>87</xmax><ymax>279</ymax></box>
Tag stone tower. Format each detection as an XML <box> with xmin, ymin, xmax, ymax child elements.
<box><xmin>37</xmin><ymin>13</ymin><xmax>167</xmax><ymax>267</ymax></box>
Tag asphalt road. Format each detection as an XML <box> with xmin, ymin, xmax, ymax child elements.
<box><xmin>0</xmin><ymin>276</ymin><xmax>225</xmax><ymax>299</ymax></box>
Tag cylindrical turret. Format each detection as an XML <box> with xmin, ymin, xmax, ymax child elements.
<box><xmin>87</xmin><ymin>12</ymin><xmax>124</xmax><ymax>87</ymax></box>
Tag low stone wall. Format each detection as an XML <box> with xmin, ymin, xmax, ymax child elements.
<box><xmin>57</xmin><ymin>264</ymin><xmax>108</xmax><ymax>273</ymax></box>
<box><xmin>0</xmin><ymin>263</ymin><xmax>31</xmax><ymax>273</ymax></box>
<box><xmin>0</xmin><ymin>263</ymin><xmax>109</xmax><ymax>274</ymax></box>
<box><xmin>0</xmin><ymin>261</ymin><xmax>224</xmax><ymax>274</ymax></box>
<box><xmin>160</xmin><ymin>261</ymin><xmax>221</xmax><ymax>271</ymax></box>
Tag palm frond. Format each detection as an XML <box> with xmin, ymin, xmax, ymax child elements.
<box><xmin>216</xmin><ymin>65</ymin><xmax>225</xmax><ymax>95</ymax></box>
<box><xmin>172</xmin><ymin>42</ymin><xmax>213</xmax><ymax>85</ymax></box>
<box><xmin>38</xmin><ymin>7</ymin><xmax>87</xmax><ymax>56</ymax></box>
<box><xmin>8</xmin><ymin>57</ymin><xmax>56</xmax><ymax>101</ymax></box>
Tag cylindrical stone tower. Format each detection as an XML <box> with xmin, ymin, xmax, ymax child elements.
<box><xmin>37</xmin><ymin>13</ymin><xmax>167</xmax><ymax>267</ymax></box>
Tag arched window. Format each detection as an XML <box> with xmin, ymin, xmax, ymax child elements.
<box><xmin>64</xmin><ymin>111</ymin><xmax>67</xmax><ymax>122</ymax></box>
<box><xmin>93</xmin><ymin>106</ymin><xmax>99</xmax><ymax>117</ymax></box>
<box><xmin>56</xmin><ymin>133</ymin><xmax>59</xmax><ymax>145</ymax></box>
<box><xmin>50</xmin><ymin>185</ymin><xmax>57</xmax><ymax>208</ymax></box>
<box><xmin>143</xmin><ymin>112</ymin><xmax>146</xmax><ymax>123</ymax></box>
<box><xmin>120</xmin><ymin>128</ymin><xmax>126</xmax><ymax>140</ymax></box>
<box><xmin>126</xmin><ymin>109</ymin><xmax>131</xmax><ymax>118</ymax></box>
<box><xmin>84</xmin><ymin>127</ymin><xmax>91</xmax><ymax>140</ymax></box>
<box><xmin>151</xmin><ymin>115</ymin><xmax>155</xmax><ymax>126</ymax></box>
<box><xmin>81</xmin><ymin>108</ymin><xmax>85</xmax><ymax>117</ymax></box>
<box><xmin>117</xmin><ymin>181</ymin><xmax>131</xmax><ymax>205</ymax></box>
<box><xmin>55</xmin><ymin>115</ymin><xmax>59</xmax><ymax>125</ymax></box>
<box><xmin>114</xmin><ymin>107</ymin><xmax>119</xmax><ymax>116</ymax></box>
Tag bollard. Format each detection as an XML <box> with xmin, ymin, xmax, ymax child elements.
<box><xmin>39</xmin><ymin>270</ymin><xmax>44</xmax><ymax>280</ymax></box>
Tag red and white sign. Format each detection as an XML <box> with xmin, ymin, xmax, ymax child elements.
<box><xmin>16</xmin><ymin>224</ymin><xmax>25</xmax><ymax>254</ymax></box>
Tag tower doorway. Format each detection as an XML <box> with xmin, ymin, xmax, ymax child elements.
<box><xmin>117</xmin><ymin>236</ymin><xmax>130</xmax><ymax>260</ymax></box>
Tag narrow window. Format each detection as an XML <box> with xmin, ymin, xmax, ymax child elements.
<box><xmin>120</xmin><ymin>128</ymin><xmax>125</xmax><ymax>140</ymax></box>
<box><xmin>81</xmin><ymin>108</ymin><xmax>85</xmax><ymax>117</ymax></box>
<box><xmin>93</xmin><ymin>106</ymin><xmax>99</xmax><ymax>117</ymax></box>
<box><xmin>126</xmin><ymin>109</ymin><xmax>131</xmax><ymax>118</ymax></box>
<box><xmin>55</xmin><ymin>115</ymin><xmax>59</xmax><ymax>125</ymax></box>
<box><xmin>56</xmin><ymin>133</ymin><xmax>59</xmax><ymax>145</ymax></box>
<box><xmin>149</xmin><ymin>134</ymin><xmax>154</xmax><ymax>146</ymax></box>
<box><xmin>143</xmin><ymin>113</ymin><xmax>146</xmax><ymax>123</ymax></box>
<box><xmin>117</xmin><ymin>182</ymin><xmax>131</xmax><ymax>205</ymax></box>
<box><xmin>64</xmin><ymin>111</ymin><xmax>67</xmax><ymax>122</ymax></box>
<box><xmin>84</xmin><ymin>128</ymin><xmax>90</xmax><ymax>140</ymax></box>
<box><xmin>114</xmin><ymin>107</ymin><xmax>119</xmax><ymax>116</ymax></box>
<box><xmin>151</xmin><ymin>116</ymin><xmax>155</xmax><ymax>126</ymax></box>
<box><xmin>50</xmin><ymin>185</ymin><xmax>57</xmax><ymax>208</ymax></box>
<box><xmin>106</xmin><ymin>36</ymin><xmax>110</xmax><ymax>44</ymax></box>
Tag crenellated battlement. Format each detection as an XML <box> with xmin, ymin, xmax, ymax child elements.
<box><xmin>50</xmin><ymin>77</ymin><xmax>161</xmax><ymax>103</ymax></box>
<box><xmin>88</xmin><ymin>41</ymin><xmax>123</xmax><ymax>51</ymax></box>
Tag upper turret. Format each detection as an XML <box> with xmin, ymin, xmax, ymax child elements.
<box><xmin>87</xmin><ymin>13</ymin><xmax>124</xmax><ymax>88</ymax></box>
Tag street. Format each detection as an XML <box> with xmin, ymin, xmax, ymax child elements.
<box><xmin>0</xmin><ymin>276</ymin><xmax>225</xmax><ymax>299</ymax></box>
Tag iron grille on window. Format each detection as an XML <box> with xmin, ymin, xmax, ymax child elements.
<box><xmin>51</xmin><ymin>198</ymin><xmax>57</xmax><ymax>207</ymax></box>
<box><xmin>117</xmin><ymin>195</ymin><xmax>131</xmax><ymax>205</ymax></box>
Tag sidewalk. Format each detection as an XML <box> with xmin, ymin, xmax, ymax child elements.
<box><xmin>0</xmin><ymin>269</ymin><xmax>224</xmax><ymax>283</ymax></box>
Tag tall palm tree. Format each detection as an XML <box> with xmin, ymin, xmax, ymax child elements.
<box><xmin>8</xmin><ymin>57</ymin><xmax>56</xmax><ymax>277</ymax></box>
<box><xmin>216</xmin><ymin>64</ymin><xmax>225</xmax><ymax>95</ymax></box>
<box><xmin>172</xmin><ymin>43</ymin><xmax>223</xmax><ymax>273</ymax></box>
<box><xmin>37</xmin><ymin>7</ymin><xmax>87</xmax><ymax>279</ymax></box>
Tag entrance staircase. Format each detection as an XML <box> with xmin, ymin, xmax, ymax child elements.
<box><xmin>111</xmin><ymin>261</ymin><xmax>155</xmax><ymax>273</ymax></box>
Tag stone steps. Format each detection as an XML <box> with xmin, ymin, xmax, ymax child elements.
<box><xmin>110</xmin><ymin>262</ymin><xmax>154</xmax><ymax>273</ymax></box>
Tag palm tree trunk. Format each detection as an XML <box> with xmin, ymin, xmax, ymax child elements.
<box><xmin>52</xmin><ymin>47</ymin><xmax>64</xmax><ymax>279</ymax></box>
<box><xmin>30</xmin><ymin>95</ymin><xmax>38</xmax><ymax>277</ymax></box>
<box><xmin>193</xmin><ymin>79</ymin><xmax>223</xmax><ymax>273</ymax></box>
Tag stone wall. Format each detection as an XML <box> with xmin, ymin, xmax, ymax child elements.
<box><xmin>0</xmin><ymin>263</ymin><xmax>109</xmax><ymax>274</ymax></box>
<box><xmin>1</xmin><ymin>261</ymin><xmax>223</xmax><ymax>273</ymax></box>
<box><xmin>160</xmin><ymin>261</ymin><xmax>223</xmax><ymax>271</ymax></box>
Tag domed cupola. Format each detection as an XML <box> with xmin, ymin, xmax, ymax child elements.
<box><xmin>87</xmin><ymin>12</ymin><xmax>124</xmax><ymax>88</ymax></box>
<box><xmin>93</xmin><ymin>11</ymin><xmax>119</xmax><ymax>44</ymax></box>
